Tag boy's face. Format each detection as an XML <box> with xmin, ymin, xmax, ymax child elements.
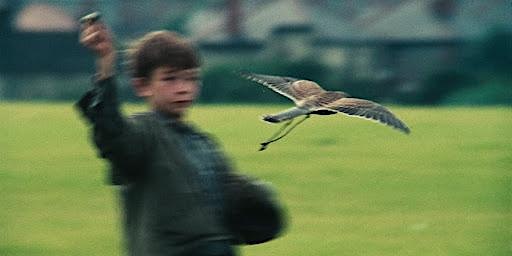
<box><xmin>142</xmin><ymin>66</ymin><xmax>200</xmax><ymax>118</ymax></box>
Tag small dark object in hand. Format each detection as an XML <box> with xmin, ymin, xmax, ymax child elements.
<box><xmin>80</xmin><ymin>12</ymin><xmax>102</xmax><ymax>24</ymax></box>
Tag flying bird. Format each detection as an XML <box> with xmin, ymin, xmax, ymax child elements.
<box><xmin>239</xmin><ymin>71</ymin><xmax>410</xmax><ymax>150</ymax></box>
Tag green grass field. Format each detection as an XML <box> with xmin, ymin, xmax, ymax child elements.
<box><xmin>1</xmin><ymin>102</ymin><xmax>511</xmax><ymax>256</ymax></box>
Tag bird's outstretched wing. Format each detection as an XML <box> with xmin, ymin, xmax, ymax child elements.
<box><xmin>238</xmin><ymin>71</ymin><xmax>325</xmax><ymax>103</ymax></box>
<box><xmin>322</xmin><ymin>97</ymin><xmax>410</xmax><ymax>134</ymax></box>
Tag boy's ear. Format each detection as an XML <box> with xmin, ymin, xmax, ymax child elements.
<box><xmin>132</xmin><ymin>78</ymin><xmax>153</xmax><ymax>97</ymax></box>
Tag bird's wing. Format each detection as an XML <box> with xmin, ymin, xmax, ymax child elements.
<box><xmin>307</xmin><ymin>91</ymin><xmax>348</xmax><ymax>107</ymax></box>
<box><xmin>321</xmin><ymin>97</ymin><xmax>410</xmax><ymax>134</ymax></box>
<box><xmin>239</xmin><ymin>71</ymin><xmax>325</xmax><ymax>103</ymax></box>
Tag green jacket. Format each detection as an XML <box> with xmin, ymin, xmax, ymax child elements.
<box><xmin>77</xmin><ymin>77</ymin><xmax>233</xmax><ymax>255</ymax></box>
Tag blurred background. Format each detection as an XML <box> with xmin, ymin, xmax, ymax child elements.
<box><xmin>1</xmin><ymin>0</ymin><xmax>511</xmax><ymax>105</ymax></box>
<box><xmin>1</xmin><ymin>1</ymin><xmax>511</xmax><ymax>256</ymax></box>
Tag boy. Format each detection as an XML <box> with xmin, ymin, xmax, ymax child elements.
<box><xmin>77</xmin><ymin>18</ymin><xmax>283</xmax><ymax>256</ymax></box>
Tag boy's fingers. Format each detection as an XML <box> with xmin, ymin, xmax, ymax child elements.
<box><xmin>80</xmin><ymin>27</ymin><xmax>110</xmax><ymax>44</ymax></box>
<box><xmin>78</xmin><ymin>20</ymin><xmax>114</xmax><ymax>57</ymax></box>
<box><xmin>80</xmin><ymin>33</ymin><xmax>114</xmax><ymax>57</ymax></box>
<box><xmin>80</xmin><ymin>23</ymin><xmax>107</xmax><ymax>39</ymax></box>
<box><xmin>80</xmin><ymin>31</ymin><xmax>100</xmax><ymax>45</ymax></box>
<box><xmin>80</xmin><ymin>26</ymin><xmax>98</xmax><ymax>42</ymax></box>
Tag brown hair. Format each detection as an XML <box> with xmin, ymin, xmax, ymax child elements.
<box><xmin>126</xmin><ymin>30</ymin><xmax>200</xmax><ymax>78</ymax></box>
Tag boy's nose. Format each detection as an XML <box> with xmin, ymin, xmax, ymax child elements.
<box><xmin>175</xmin><ymin>81</ymin><xmax>195</xmax><ymax>94</ymax></box>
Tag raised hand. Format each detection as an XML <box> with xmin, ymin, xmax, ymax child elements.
<box><xmin>79</xmin><ymin>12</ymin><xmax>116</xmax><ymax>79</ymax></box>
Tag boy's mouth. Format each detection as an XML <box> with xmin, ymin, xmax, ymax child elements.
<box><xmin>173</xmin><ymin>100</ymin><xmax>192</xmax><ymax>108</ymax></box>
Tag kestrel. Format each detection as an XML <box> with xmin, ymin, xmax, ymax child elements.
<box><xmin>239</xmin><ymin>71</ymin><xmax>410</xmax><ymax>150</ymax></box>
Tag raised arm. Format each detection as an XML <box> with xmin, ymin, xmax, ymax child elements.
<box><xmin>77</xmin><ymin>17</ymin><xmax>121</xmax><ymax>136</ymax></box>
<box><xmin>76</xmin><ymin>16</ymin><xmax>151</xmax><ymax>184</ymax></box>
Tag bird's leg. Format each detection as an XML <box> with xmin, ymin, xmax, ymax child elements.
<box><xmin>259</xmin><ymin>114</ymin><xmax>310</xmax><ymax>151</ymax></box>
<box><xmin>277</xmin><ymin>114</ymin><xmax>310</xmax><ymax>139</ymax></box>
<box><xmin>260</xmin><ymin>119</ymin><xmax>293</xmax><ymax>149</ymax></box>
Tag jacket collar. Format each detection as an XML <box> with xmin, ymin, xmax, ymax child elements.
<box><xmin>153</xmin><ymin>111</ymin><xmax>198</xmax><ymax>134</ymax></box>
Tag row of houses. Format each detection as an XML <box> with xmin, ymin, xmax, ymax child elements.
<box><xmin>1</xmin><ymin>0</ymin><xmax>511</xmax><ymax>99</ymax></box>
<box><xmin>195</xmin><ymin>0</ymin><xmax>511</xmax><ymax>87</ymax></box>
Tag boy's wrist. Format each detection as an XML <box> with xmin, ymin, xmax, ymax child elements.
<box><xmin>92</xmin><ymin>73</ymin><xmax>114</xmax><ymax>85</ymax></box>
<box><xmin>96</xmin><ymin>51</ymin><xmax>116</xmax><ymax>80</ymax></box>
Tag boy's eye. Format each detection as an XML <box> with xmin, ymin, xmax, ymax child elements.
<box><xmin>186</xmin><ymin>76</ymin><xmax>199</xmax><ymax>82</ymax></box>
<box><xmin>163</xmin><ymin>76</ymin><xmax>177</xmax><ymax>81</ymax></box>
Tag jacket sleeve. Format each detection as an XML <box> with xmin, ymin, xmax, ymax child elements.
<box><xmin>76</xmin><ymin>76</ymin><xmax>152</xmax><ymax>184</ymax></box>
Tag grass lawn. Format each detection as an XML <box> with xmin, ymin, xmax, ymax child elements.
<box><xmin>1</xmin><ymin>102</ymin><xmax>511</xmax><ymax>256</ymax></box>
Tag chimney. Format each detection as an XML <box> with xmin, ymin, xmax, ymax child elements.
<box><xmin>226</xmin><ymin>0</ymin><xmax>243</xmax><ymax>38</ymax></box>
<box><xmin>431</xmin><ymin>0</ymin><xmax>457</xmax><ymax>21</ymax></box>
